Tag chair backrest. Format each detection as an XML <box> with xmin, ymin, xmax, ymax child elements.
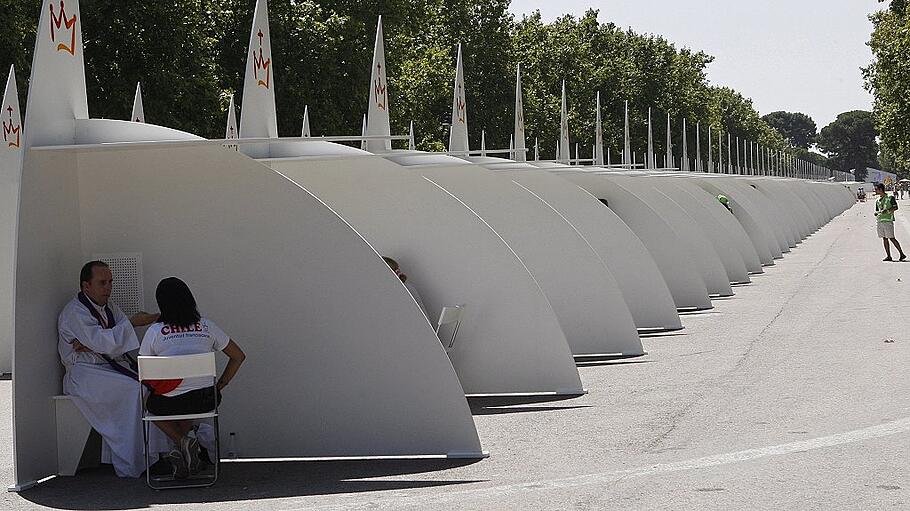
<box><xmin>138</xmin><ymin>352</ymin><xmax>216</xmax><ymax>381</ymax></box>
<box><xmin>436</xmin><ymin>304</ymin><xmax>466</xmax><ymax>350</ymax></box>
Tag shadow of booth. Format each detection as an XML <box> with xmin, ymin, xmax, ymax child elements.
<box><xmin>18</xmin><ymin>459</ymin><xmax>484</xmax><ymax>509</ymax></box>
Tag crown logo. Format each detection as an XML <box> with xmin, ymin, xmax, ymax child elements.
<box><xmin>3</xmin><ymin>106</ymin><xmax>21</xmax><ymax>148</ymax></box>
<box><xmin>373</xmin><ymin>63</ymin><xmax>386</xmax><ymax>111</ymax></box>
<box><xmin>49</xmin><ymin>1</ymin><xmax>77</xmax><ymax>56</ymax></box>
<box><xmin>252</xmin><ymin>29</ymin><xmax>271</xmax><ymax>89</ymax></box>
<box><xmin>456</xmin><ymin>84</ymin><xmax>466</xmax><ymax>124</ymax></box>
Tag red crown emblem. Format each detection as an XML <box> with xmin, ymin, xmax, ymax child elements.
<box><xmin>456</xmin><ymin>85</ymin><xmax>466</xmax><ymax>124</ymax></box>
<box><xmin>252</xmin><ymin>29</ymin><xmax>271</xmax><ymax>89</ymax></box>
<box><xmin>49</xmin><ymin>1</ymin><xmax>77</xmax><ymax>56</ymax></box>
<box><xmin>3</xmin><ymin>106</ymin><xmax>20</xmax><ymax>148</ymax></box>
<box><xmin>373</xmin><ymin>63</ymin><xmax>386</xmax><ymax>111</ymax></box>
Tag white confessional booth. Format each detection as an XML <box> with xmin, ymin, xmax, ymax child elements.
<box><xmin>470</xmin><ymin>157</ymin><xmax>682</xmax><ymax>333</ymax></box>
<box><xmin>11</xmin><ymin>0</ymin><xmax>484</xmax><ymax>490</ymax></box>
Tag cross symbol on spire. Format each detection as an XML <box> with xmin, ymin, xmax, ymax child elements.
<box><xmin>6</xmin><ymin>106</ymin><xmax>12</xmax><ymax>117</ymax></box>
<box><xmin>258</xmin><ymin>29</ymin><xmax>264</xmax><ymax>46</ymax></box>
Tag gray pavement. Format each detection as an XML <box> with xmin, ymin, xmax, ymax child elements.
<box><xmin>3</xmin><ymin>199</ymin><xmax>910</xmax><ymax>510</ymax></box>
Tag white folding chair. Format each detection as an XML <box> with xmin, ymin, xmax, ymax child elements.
<box><xmin>436</xmin><ymin>304</ymin><xmax>466</xmax><ymax>350</ymax></box>
<box><xmin>138</xmin><ymin>353</ymin><xmax>220</xmax><ymax>489</ymax></box>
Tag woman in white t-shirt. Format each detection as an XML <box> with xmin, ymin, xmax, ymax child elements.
<box><xmin>139</xmin><ymin>277</ymin><xmax>246</xmax><ymax>477</ymax></box>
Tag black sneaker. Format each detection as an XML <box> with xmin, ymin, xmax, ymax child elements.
<box><xmin>181</xmin><ymin>435</ymin><xmax>202</xmax><ymax>474</ymax></box>
<box><xmin>167</xmin><ymin>449</ymin><xmax>189</xmax><ymax>479</ymax></box>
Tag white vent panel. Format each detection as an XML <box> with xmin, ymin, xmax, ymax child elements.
<box><xmin>93</xmin><ymin>252</ymin><xmax>144</xmax><ymax>316</ymax></box>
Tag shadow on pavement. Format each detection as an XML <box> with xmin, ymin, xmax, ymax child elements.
<box><xmin>17</xmin><ymin>459</ymin><xmax>484</xmax><ymax>510</ymax></box>
<box><xmin>470</xmin><ymin>404</ymin><xmax>591</xmax><ymax>416</ymax></box>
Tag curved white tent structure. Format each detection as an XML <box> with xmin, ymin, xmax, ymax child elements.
<box><xmin>602</xmin><ymin>173</ymin><xmax>734</xmax><ymax>296</ymax></box>
<box><xmin>234</xmin><ymin>7</ymin><xmax>584</xmax><ymax>395</ymax></box>
<box><xmin>391</xmin><ymin>153</ymin><xmax>644</xmax><ymax>358</ymax></box>
<box><xmin>663</xmin><ymin>175</ymin><xmax>764</xmax><ymax>275</ymax></box>
<box><xmin>560</xmin><ymin>171</ymin><xmax>713</xmax><ymax>311</ymax></box>
<box><xmin>473</xmin><ymin>158</ymin><xmax>682</xmax><ymax>333</ymax></box>
<box><xmin>644</xmin><ymin>175</ymin><xmax>751</xmax><ymax>284</ymax></box>
<box><xmin>12</xmin><ymin>0</ymin><xmax>483</xmax><ymax>490</ymax></box>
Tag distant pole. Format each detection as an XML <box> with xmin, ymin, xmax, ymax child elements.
<box><xmin>727</xmin><ymin>132</ymin><xmax>732</xmax><ymax>174</ymax></box>
<box><xmin>647</xmin><ymin>108</ymin><xmax>654</xmax><ymax>169</ymax></box>
<box><xmin>681</xmin><ymin>118</ymin><xmax>689</xmax><ymax>171</ymax></box>
<box><xmin>665</xmin><ymin>113</ymin><xmax>673</xmax><ymax>169</ymax></box>
<box><xmin>708</xmin><ymin>126</ymin><xmax>714</xmax><ymax>173</ymax></box>
<box><xmin>735</xmin><ymin>136</ymin><xmax>741</xmax><ymax>175</ymax></box>
<box><xmin>695</xmin><ymin>121</ymin><xmax>702</xmax><ymax>172</ymax></box>
<box><xmin>623</xmin><ymin>100</ymin><xmax>632</xmax><ymax>169</ymax></box>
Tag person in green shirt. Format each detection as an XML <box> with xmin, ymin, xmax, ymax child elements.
<box><xmin>874</xmin><ymin>182</ymin><xmax>906</xmax><ymax>262</ymax></box>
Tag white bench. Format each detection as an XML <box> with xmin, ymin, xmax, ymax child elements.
<box><xmin>52</xmin><ymin>395</ymin><xmax>100</xmax><ymax>476</ymax></box>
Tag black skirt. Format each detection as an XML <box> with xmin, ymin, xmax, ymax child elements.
<box><xmin>147</xmin><ymin>386</ymin><xmax>222</xmax><ymax>416</ymax></box>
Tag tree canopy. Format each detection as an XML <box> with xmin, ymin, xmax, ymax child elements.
<box><xmin>816</xmin><ymin>110</ymin><xmax>879</xmax><ymax>181</ymax></box>
<box><xmin>1</xmin><ymin>0</ymin><xmax>793</xmax><ymax>160</ymax></box>
<box><xmin>761</xmin><ymin>111</ymin><xmax>817</xmax><ymax>149</ymax></box>
<box><xmin>865</xmin><ymin>1</ymin><xmax>910</xmax><ymax>177</ymax></box>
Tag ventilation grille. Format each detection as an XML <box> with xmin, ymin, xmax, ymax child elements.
<box><xmin>93</xmin><ymin>252</ymin><xmax>144</xmax><ymax>316</ymax></box>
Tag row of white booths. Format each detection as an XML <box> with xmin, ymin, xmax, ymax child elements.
<box><xmin>2</xmin><ymin>0</ymin><xmax>855</xmax><ymax>489</ymax></box>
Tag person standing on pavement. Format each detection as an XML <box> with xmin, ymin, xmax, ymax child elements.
<box><xmin>874</xmin><ymin>182</ymin><xmax>906</xmax><ymax>262</ymax></box>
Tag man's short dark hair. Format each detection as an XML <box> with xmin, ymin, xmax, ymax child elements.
<box><xmin>875</xmin><ymin>182</ymin><xmax>886</xmax><ymax>192</ymax></box>
<box><xmin>80</xmin><ymin>261</ymin><xmax>109</xmax><ymax>286</ymax></box>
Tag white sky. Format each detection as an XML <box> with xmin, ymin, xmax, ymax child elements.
<box><xmin>508</xmin><ymin>0</ymin><xmax>884</xmax><ymax>129</ymax></box>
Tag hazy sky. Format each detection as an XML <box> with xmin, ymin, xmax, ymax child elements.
<box><xmin>508</xmin><ymin>0</ymin><xmax>884</xmax><ymax>129</ymax></box>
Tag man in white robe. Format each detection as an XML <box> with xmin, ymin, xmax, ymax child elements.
<box><xmin>57</xmin><ymin>261</ymin><xmax>163</xmax><ymax>478</ymax></box>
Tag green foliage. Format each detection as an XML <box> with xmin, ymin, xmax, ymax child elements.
<box><xmin>761</xmin><ymin>111</ymin><xmax>817</xmax><ymax>149</ymax></box>
<box><xmin>816</xmin><ymin>110</ymin><xmax>879</xmax><ymax>180</ymax></box>
<box><xmin>0</xmin><ymin>0</ymin><xmax>795</xmax><ymax>159</ymax></box>
<box><xmin>865</xmin><ymin>3</ymin><xmax>910</xmax><ymax>178</ymax></box>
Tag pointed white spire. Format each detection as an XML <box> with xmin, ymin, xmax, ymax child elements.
<box><xmin>514</xmin><ymin>64</ymin><xmax>526</xmax><ymax>162</ymax></box>
<box><xmin>646</xmin><ymin>108</ymin><xmax>654</xmax><ymax>169</ymax></box>
<box><xmin>24</xmin><ymin>0</ymin><xmax>88</xmax><ymax>148</ymax></box>
<box><xmin>240</xmin><ymin>0</ymin><xmax>278</xmax><ymax>140</ymax></box>
<box><xmin>449</xmin><ymin>43</ymin><xmax>469</xmax><ymax>154</ymax></box>
<box><xmin>695</xmin><ymin>122</ymin><xmax>702</xmax><ymax>172</ymax></box>
<box><xmin>301</xmin><ymin>105</ymin><xmax>311</xmax><ymax>137</ymax></box>
<box><xmin>480</xmin><ymin>130</ymin><xmax>487</xmax><ymax>157</ymax></box>
<box><xmin>408</xmin><ymin>121</ymin><xmax>415</xmax><ymax>150</ymax></box>
<box><xmin>225</xmin><ymin>94</ymin><xmax>239</xmax><ymax>150</ymax></box>
<box><xmin>665</xmin><ymin>113</ymin><xmax>672</xmax><ymax>169</ymax></box>
<box><xmin>681</xmin><ymin>118</ymin><xmax>689</xmax><ymax>171</ymax></box>
<box><xmin>131</xmin><ymin>82</ymin><xmax>145</xmax><ymax>123</ymax></box>
<box><xmin>361</xmin><ymin>114</ymin><xmax>367</xmax><ymax>151</ymax></box>
<box><xmin>365</xmin><ymin>16</ymin><xmax>391</xmax><ymax>152</ymax></box>
<box><xmin>2</xmin><ymin>65</ymin><xmax>23</xmax><ymax>156</ymax></box>
<box><xmin>594</xmin><ymin>91</ymin><xmax>604</xmax><ymax>165</ymax></box>
<box><xmin>622</xmin><ymin>100</ymin><xmax>631</xmax><ymax>168</ymax></box>
<box><xmin>559</xmin><ymin>81</ymin><xmax>570</xmax><ymax>163</ymax></box>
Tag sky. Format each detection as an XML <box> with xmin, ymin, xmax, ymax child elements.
<box><xmin>508</xmin><ymin>0</ymin><xmax>884</xmax><ymax>130</ymax></box>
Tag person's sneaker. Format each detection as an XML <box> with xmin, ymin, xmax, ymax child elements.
<box><xmin>181</xmin><ymin>435</ymin><xmax>202</xmax><ymax>474</ymax></box>
<box><xmin>900</xmin><ymin>254</ymin><xmax>907</xmax><ymax>261</ymax></box>
<box><xmin>166</xmin><ymin>449</ymin><xmax>189</xmax><ymax>479</ymax></box>
<box><xmin>884</xmin><ymin>257</ymin><xmax>893</xmax><ymax>262</ymax></box>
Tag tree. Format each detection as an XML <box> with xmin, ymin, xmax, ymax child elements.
<box><xmin>865</xmin><ymin>1</ymin><xmax>910</xmax><ymax>177</ymax></box>
<box><xmin>761</xmin><ymin>111</ymin><xmax>817</xmax><ymax>149</ymax></box>
<box><xmin>816</xmin><ymin>110</ymin><xmax>879</xmax><ymax>181</ymax></box>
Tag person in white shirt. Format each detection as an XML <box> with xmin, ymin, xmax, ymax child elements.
<box><xmin>57</xmin><ymin>261</ymin><xmax>161</xmax><ymax>478</ymax></box>
<box><xmin>139</xmin><ymin>277</ymin><xmax>246</xmax><ymax>478</ymax></box>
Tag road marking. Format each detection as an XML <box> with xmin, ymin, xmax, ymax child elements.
<box><xmin>299</xmin><ymin>416</ymin><xmax>910</xmax><ymax>510</ymax></box>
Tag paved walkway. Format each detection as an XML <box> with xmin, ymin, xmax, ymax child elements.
<box><xmin>3</xmin><ymin>199</ymin><xmax>910</xmax><ymax>510</ymax></box>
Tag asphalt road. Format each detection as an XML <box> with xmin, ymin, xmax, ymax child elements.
<box><xmin>3</xmin><ymin>199</ymin><xmax>909</xmax><ymax>510</ymax></box>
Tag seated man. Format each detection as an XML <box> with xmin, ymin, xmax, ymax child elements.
<box><xmin>57</xmin><ymin>261</ymin><xmax>162</xmax><ymax>478</ymax></box>
<box><xmin>383</xmin><ymin>256</ymin><xmax>428</xmax><ymax>318</ymax></box>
